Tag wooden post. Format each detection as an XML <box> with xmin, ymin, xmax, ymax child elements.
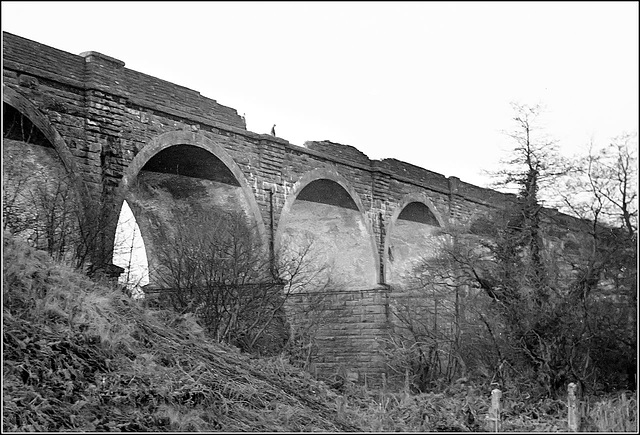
<box><xmin>382</xmin><ymin>372</ymin><xmax>387</xmax><ymax>393</ymax></box>
<box><xmin>567</xmin><ymin>382</ymin><xmax>580</xmax><ymax>432</ymax></box>
<box><xmin>336</xmin><ymin>396</ymin><xmax>345</xmax><ymax>418</ymax></box>
<box><xmin>486</xmin><ymin>388</ymin><xmax>501</xmax><ymax>432</ymax></box>
<box><xmin>404</xmin><ymin>367</ymin><xmax>410</xmax><ymax>395</ymax></box>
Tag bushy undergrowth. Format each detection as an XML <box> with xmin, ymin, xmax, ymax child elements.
<box><xmin>329</xmin><ymin>380</ymin><xmax>637</xmax><ymax>432</ymax></box>
<box><xmin>582</xmin><ymin>391</ymin><xmax>638</xmax><ymax>432</ymax></box>
<box><xmin>3</xmin><ymin>233</ymin><xmax>637</xmax><ymax>432</ymax></box>
<box><xmin>2</xmin><ymin>233</ymin><xmax>356</xmax><ymax>432</ymax></box>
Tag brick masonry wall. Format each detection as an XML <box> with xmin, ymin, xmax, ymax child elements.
<box><xmin>286</xmin><ymin>286</ymin><xmax>390</xmax><ymax>388</ymax></box>
<box><xmin>4</xmin><ymin>31</ymin><xmax>582</xmax><ymax>386</ymax></box>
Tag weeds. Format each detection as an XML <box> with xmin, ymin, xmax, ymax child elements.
<box><xmin>584</xmin><ymin>391</ymin><xmax>638</xmax><ymax>432</ymax></box>
<box><xmin>3</xmin><ymin>233</ymin><xmax>637</xmax><ymax>432</ymax></box>
<box><xmin>2</xmin><ymin>233</ymin><xmax>358</xmax><ymax>432</ymax></box>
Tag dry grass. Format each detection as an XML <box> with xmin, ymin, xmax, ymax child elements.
<box><xmin>582</xmin><ymin>391</ymin><xmax>638</xmax><ymax>432</ymax></box>
<box><xmin>2</xmin><ymin>233</ymin><xmax>357</xmax><ymax>432</ymax></box>
<box><xmin>3</xmin><ymin>232</ymin><xmax>636</xmax><ymax>432</ymax></box>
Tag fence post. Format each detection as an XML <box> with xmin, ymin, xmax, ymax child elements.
<box><xmin>486</xmin><ymin>388</ymin><xmax>501</xmax><ymax>432</ymax></box>
<box><xmin>335</xmin><ymin>395</ymin><xmax>345</xmax><ymax>418</ymax></box>
<box><xmin>404</xmin><ymin>367</ymin><xmax>410</xmax><ymax>395</ymax></box>
<box><xmin>567</xmin><ymin>382</ymin><xmax>580</xmax><ymax>432</ymax></box>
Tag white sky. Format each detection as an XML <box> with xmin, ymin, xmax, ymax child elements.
<box><xmin>112</xmin><ymin>200</ymin><xmax>149</xmax><ymax>294</ymax></box>
<box><xmin>2</xmin><ymin>1</ymin><xmax>638</xmax><ymax>188</ymax></box>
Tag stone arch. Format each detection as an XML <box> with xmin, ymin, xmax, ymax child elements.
<box><xmin>116</xmin><ymin>131</ymin><xmax>266</xmax><ymax>240</ymax></box>
<box><xmin>109</xmin><ymin>131</ymin><xmax>267</xmax><ymax>283</ymax></box>
<box><xmin>3</xmin><ymin>85</ymin><xmax>97</xmax><ymax>267</ymax></box>
<box><xmin>2</xmin><ymin>85</ymin><xmax>90</xmax><ymax>205</ymax></box>
<box><xmin>275</xmin><ymin>167</ymin><xmax>379</xmax><ymax>288</ymax></box>
<box><xmin>383</xmin><ymin>192</ymin><xmax>446</xmax><ymax>287</ymax></box>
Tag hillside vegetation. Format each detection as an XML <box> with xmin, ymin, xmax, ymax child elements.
<box><xmin>3</xmin><ymin>233</ymin><xmax>637</xmax><ymax>432</ymax></box>
<box><xmin>2</xmin><ymin>233</ymin><xmax>358</xmax><ymax>432</ymax></box>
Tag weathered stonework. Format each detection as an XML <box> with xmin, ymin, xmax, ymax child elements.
<box><xmin>2</xmin><ymin>32</ymin><xmax>590</xmax><ymax>385</ymax></box>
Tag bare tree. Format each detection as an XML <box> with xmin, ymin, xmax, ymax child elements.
<box><xmin>550</xmin><ymin>132</ymin><xmax>638</xmax><ymax>390</ymax></box>
<box><xmin>277</xmin><ymin>232</ymin><xmax>346</xmax><ymax>372</ymax></box>
<box><xmin>153</xmin><ymin>208</ymin><xmax>338</xmax><ymax>357</ymax></box>
<box><xmin>389</xmin><ymin>104</ymin><xmax>636</xmax><ymax>396</ymax></box>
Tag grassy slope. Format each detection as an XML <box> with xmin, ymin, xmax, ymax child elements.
<box><xmin>2</xmin><ymin>233</ymin><xmax>359</xmax><ymax>432</ymax></box>
<box><xmin>3</xmin><ymin>233</ymin><xmax>637</xmax><ymax>432</ymax></box>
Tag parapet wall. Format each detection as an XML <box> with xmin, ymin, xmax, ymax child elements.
<box><xmin>2</xmin><ymin>32</ymin><xmax>246</xmax><ymax>131</ymax></box>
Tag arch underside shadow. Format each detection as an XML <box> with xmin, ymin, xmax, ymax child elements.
<box><xmin>275</xmin><ymin>169</ymin><xmax>378</xmax><ymax>290</ymax></box>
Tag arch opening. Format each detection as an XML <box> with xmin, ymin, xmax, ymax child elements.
<box><xmin>387</xmin><ymin>201</ymin><xmax>442</xmax><ymax>289</ymax></box>
<box><xmin>125</xmin><ymin>143</ymin><xmax>264</xmax><ymax>288</ymax></box>
<box><xmin>277</xmin><ymin>178</ymin><xmax>377</xmax><ymax>291</ymax></box>
<box><xmin>118</xmin><ymin>138</ymin><xmax>285</xmax><ymax>354</ymax></box>
<box><xmin>2</xmin><ymin>102</ymin><xmax>82</xmax><ymax>264</ymax></box>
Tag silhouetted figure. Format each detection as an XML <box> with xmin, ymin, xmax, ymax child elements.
<box><xmin>271</xmin><ymin>124</ymin><xmax>276</xmax><ymax>136</ymax></box>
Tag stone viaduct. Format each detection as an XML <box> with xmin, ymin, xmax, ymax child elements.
<box><xmin>3</xmin><ymin>32</ymin><xmax>581</xmax><ymax>386</ymax></box>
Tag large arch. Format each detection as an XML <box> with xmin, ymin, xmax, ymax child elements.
<box><xmin>275</xmin><ymin>167</ymin><xmax>379</xmax><ymax>289</ymax></box>
<box><xmin>2</xmin><ymin>85</ymin><xmax>90</xmax><ymax>206</ymax></box>
<box><xmin>383</xmin><ymin>191</ymin><xmax>447</xmax><ymax>288</ymax></box>
<box><xmin>109</xmin><ymin>130</ymin><xmax>267</xmax><ymax>285</ymax></box>
<box><xmin>3</xmin><ymin>86</ymin><xmax>96</xmax><ymax>266</ymax></box>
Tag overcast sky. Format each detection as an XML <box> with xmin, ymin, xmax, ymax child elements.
<box><xmin>2</xmin><ymin>1</ymin><xmax>638</xmax><ymax>188</ymax></box>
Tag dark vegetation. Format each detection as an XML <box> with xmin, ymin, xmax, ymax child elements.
<box><xmin>3</xmin><ymin>233</ymin><xmax>637</xmax><ymax>432</ymax></box>
<box><xmin>152</xmin><ymin>208</ymin><xmax>290</xmax><ymax>355</ymax></box>
<box><xmin>385</xmin><ymin>105</ymin><xmax>637</xmax><ymax>399</ymax></box>
<box><xmin>2</xmin><ymin>233</ymin><xmax>359</xmax><ymax>432</ymax></box>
